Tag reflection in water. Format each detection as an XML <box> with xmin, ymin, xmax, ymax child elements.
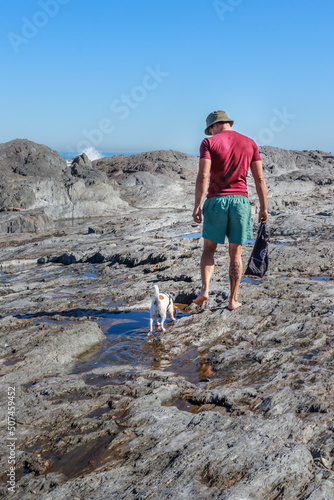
<box><xmin>97</xmin><ymin>311</ymin><xmax>151</xmax><ymax>335</ymax></box>
<box><xmin>73</xmin><ymin>310</ymin><xmax>172</xmax><ymax>373</ymax></box>
<box><xmin>199</xmin><ymin>362</ymin><xmax>213</xmax><ymax>378</ymax></box>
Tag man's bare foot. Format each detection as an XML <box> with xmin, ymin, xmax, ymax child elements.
<box><xmin>193</xmin><ymin>293</ymin><xmax>209</xmax><ymax>306</ymax></box>
<box><xmin>228</xmin><ymin>301</ymin><xmax>242</xmax><ymax>311</ymax></box>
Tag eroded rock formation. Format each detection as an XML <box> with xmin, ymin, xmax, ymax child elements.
<box><xmin>0</xmin><ymin>140</ymin><xmax>128</xmax><ymax>231</ymax></box>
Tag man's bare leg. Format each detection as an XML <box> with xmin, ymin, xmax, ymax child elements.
<box><xmin>228</xmin><ymin>243</ymin><xmax>243</xmax><ymax>310</ymax></box>
<box><xmin>193</xmin><ymin>239</ymin><xmax>217</xmax><ymax>306</ymax></box>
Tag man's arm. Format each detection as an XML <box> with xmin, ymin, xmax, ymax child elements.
<box><xmin>193</xmin><ymin>158</ymin><xmax>211</xmax><ymax>223</ymax></box>
<box><xmin>250</xmin><ymin>160</ymin><xmax>268</xmax><ymax>223</ymax></box>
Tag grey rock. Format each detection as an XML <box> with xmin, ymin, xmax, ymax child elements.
<box><xmin>0</xmin><ymin>140</ymin><xmax>128</xmax><ymax>230</ymax></box>
<box><xmin>0</xmin><ymin>138</ymin><xmax>67</xmax><ymax>179</ymax></box>
<box><xmin>305</xmin><ymin>481</ymin><xmax>334</xmax><ymax>499</ymax></box>
<box><xmin>1</xmin><ymin>321</ymin><xmax>105</xmax><ymax>385</ymax></box>
<box><xmin>93</xmin><ymin>149</ymin><xmax>197</xmax><ymax>208</ymax></box>
<box><xmin>70</xmin><ymin>153</ymin><xmax>107</xmax><ymax>184</ymax></box>
<box><xmin>93</xmin><ymin>149</ymin><xmax>197</xmax><ymax>180</ymax></box>
<box><xmin>259</xmin><ymin>145</ymin><xmax>297</xmax><ymax>175</ymax></box>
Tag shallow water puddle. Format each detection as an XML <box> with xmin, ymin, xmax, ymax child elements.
<box><xmin>73</xmin><ymin>310</ymin><xmax>160</xmax><ymax>373</ymax></box>
<box><xmin>2</xmin><ymin>262</ymin><xmax>103</xmax><ymax>284</ymax></box>
<box><xmin>167</xmin><ymin>347</ymin><xmax>214</xmax><ymax>384</ymax></box>
<box><xmin>39</xmin><ymin>401</ymin><xmax>134</xmax><ymax>479</ymax></box>
<box><xmin>97</xmin><ymin>310</ymin><xmax>151</xmax><ymax>335</ymax></box>
<box><xmin>84</xmin><ymin>373</ymin><xmax>135</xmax><ymax>387</ymax></box>
<box><xmin>50</xmin><ymin>391</ymin><xmax>93</xmax><ymax>405</ymax></box>
<box><xmin>32</xmin><ymin>308</ymin><xmax>183</xmax><ymax>374</ymax></box>
<box><xmin>47</xmin><ymin>434</ymin><xmax>117</xmax><ymax>479</ymax></box>
<box><xmin>166</xmin><ymin>398</ymin><xmax>200</xmax><ymax>413</ymax></box>
<box><xmin>308</xmin><ymin>276</ymin><xmax>332</xmax><ymax>281</ymax></box>
<box><xmin>0</xmin><ymin>271</ymin><xmax>19</xmax><ymax>280</ymax></box>
<box><xmin>225</xmin><ymin>277</ymin><xmax>262</xmax><ymax>286</ymax></box>
<box><xmin>241</xmin><ymin>277</ymin><xmax>262</xmax><ymax>285</ymax></box>
<box><xmin>179</xmin><ymin>232</ymin><xmax>202</xmax><ymax>239</ymax></box>
<box><xmin>78</xmin><ymin>271</ymin><xmax>99</xmax><ymax>279</ymax></box>
<box><xmin>74</xmin><ymin>307</ymin><xmax>190</xmax><ymax>374</ymax></box>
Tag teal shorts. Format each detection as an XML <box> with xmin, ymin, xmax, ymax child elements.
<box><xmin>202</xmin><ymin>195</ymin><xmax>253</xmax><ymax>245</ymax></box>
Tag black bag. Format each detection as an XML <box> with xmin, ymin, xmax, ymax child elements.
<box><xmin>244</xmin><ymin>223</ymin><xmax>269</xmax><ymax>278</ymax></box>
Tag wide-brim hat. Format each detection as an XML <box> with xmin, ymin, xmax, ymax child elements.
<box><xmin>205</xmin><ymin>110</ymin><xmax>234</xmax><ymax>135</ymax></box>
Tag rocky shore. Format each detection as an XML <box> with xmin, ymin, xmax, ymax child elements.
<box><xmin>0</xmin><ymin>140</ymin><xmax>333</xmax><ymax>499</ymax></box>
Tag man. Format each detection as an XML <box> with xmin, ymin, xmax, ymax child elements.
<box><xmin>193</xmin><ymin>110</ymin><xmax>268</xmax><ymax>310</ymax></box>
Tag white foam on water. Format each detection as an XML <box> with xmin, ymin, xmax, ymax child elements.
<box><xmin>81</xmin><ymin>147</ymin><xmax>103</xmax><ymax>161</ymax></box>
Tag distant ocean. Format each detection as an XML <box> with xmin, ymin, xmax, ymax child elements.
<box><xmin>58</xmin><ymin>147</ymin><xmax>135</xmax><ymax>164</ymax></box>
<box><xmin>58</xmin><ymin>146</ymin><xmax>197</xmax><ymax>164</ymax></box>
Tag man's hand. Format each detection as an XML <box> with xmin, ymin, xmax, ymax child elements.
<box><xmin>258</xmin><ymin>209</ymin><xmax>268</xmax><ymax>223</ymax></box>
<box><xmin>193</xmin><ymin>207</ymin><xmax>202</xmax><ymax>224</ymax></box>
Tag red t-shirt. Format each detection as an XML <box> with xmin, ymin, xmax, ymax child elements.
<box><xmin>199</xmin><ymin>130</ymin><xmax>261</xmax><ymax>198</ymax></box>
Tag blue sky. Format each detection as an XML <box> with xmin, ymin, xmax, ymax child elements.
<box><xmin>1</xmin><ymin>0</ymin><xmax>333</xmax><ymax>155</ymax></box>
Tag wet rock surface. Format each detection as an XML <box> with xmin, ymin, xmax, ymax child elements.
<box><xmin>0</xmin><ymin>145</ymin><xmax>333</xmax><ymax>499</ymax></box>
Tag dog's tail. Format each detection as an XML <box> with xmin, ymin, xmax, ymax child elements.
<box><xmin>152</xmin><ymin>285</ymin><xmax>159</xmax><ymax>298</ymax></box>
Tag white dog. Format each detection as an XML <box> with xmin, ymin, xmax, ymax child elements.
<box><xmin>149</xmin><ymin>285</ymin><xmax>176</xmax><ymax>334</ymax></box>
